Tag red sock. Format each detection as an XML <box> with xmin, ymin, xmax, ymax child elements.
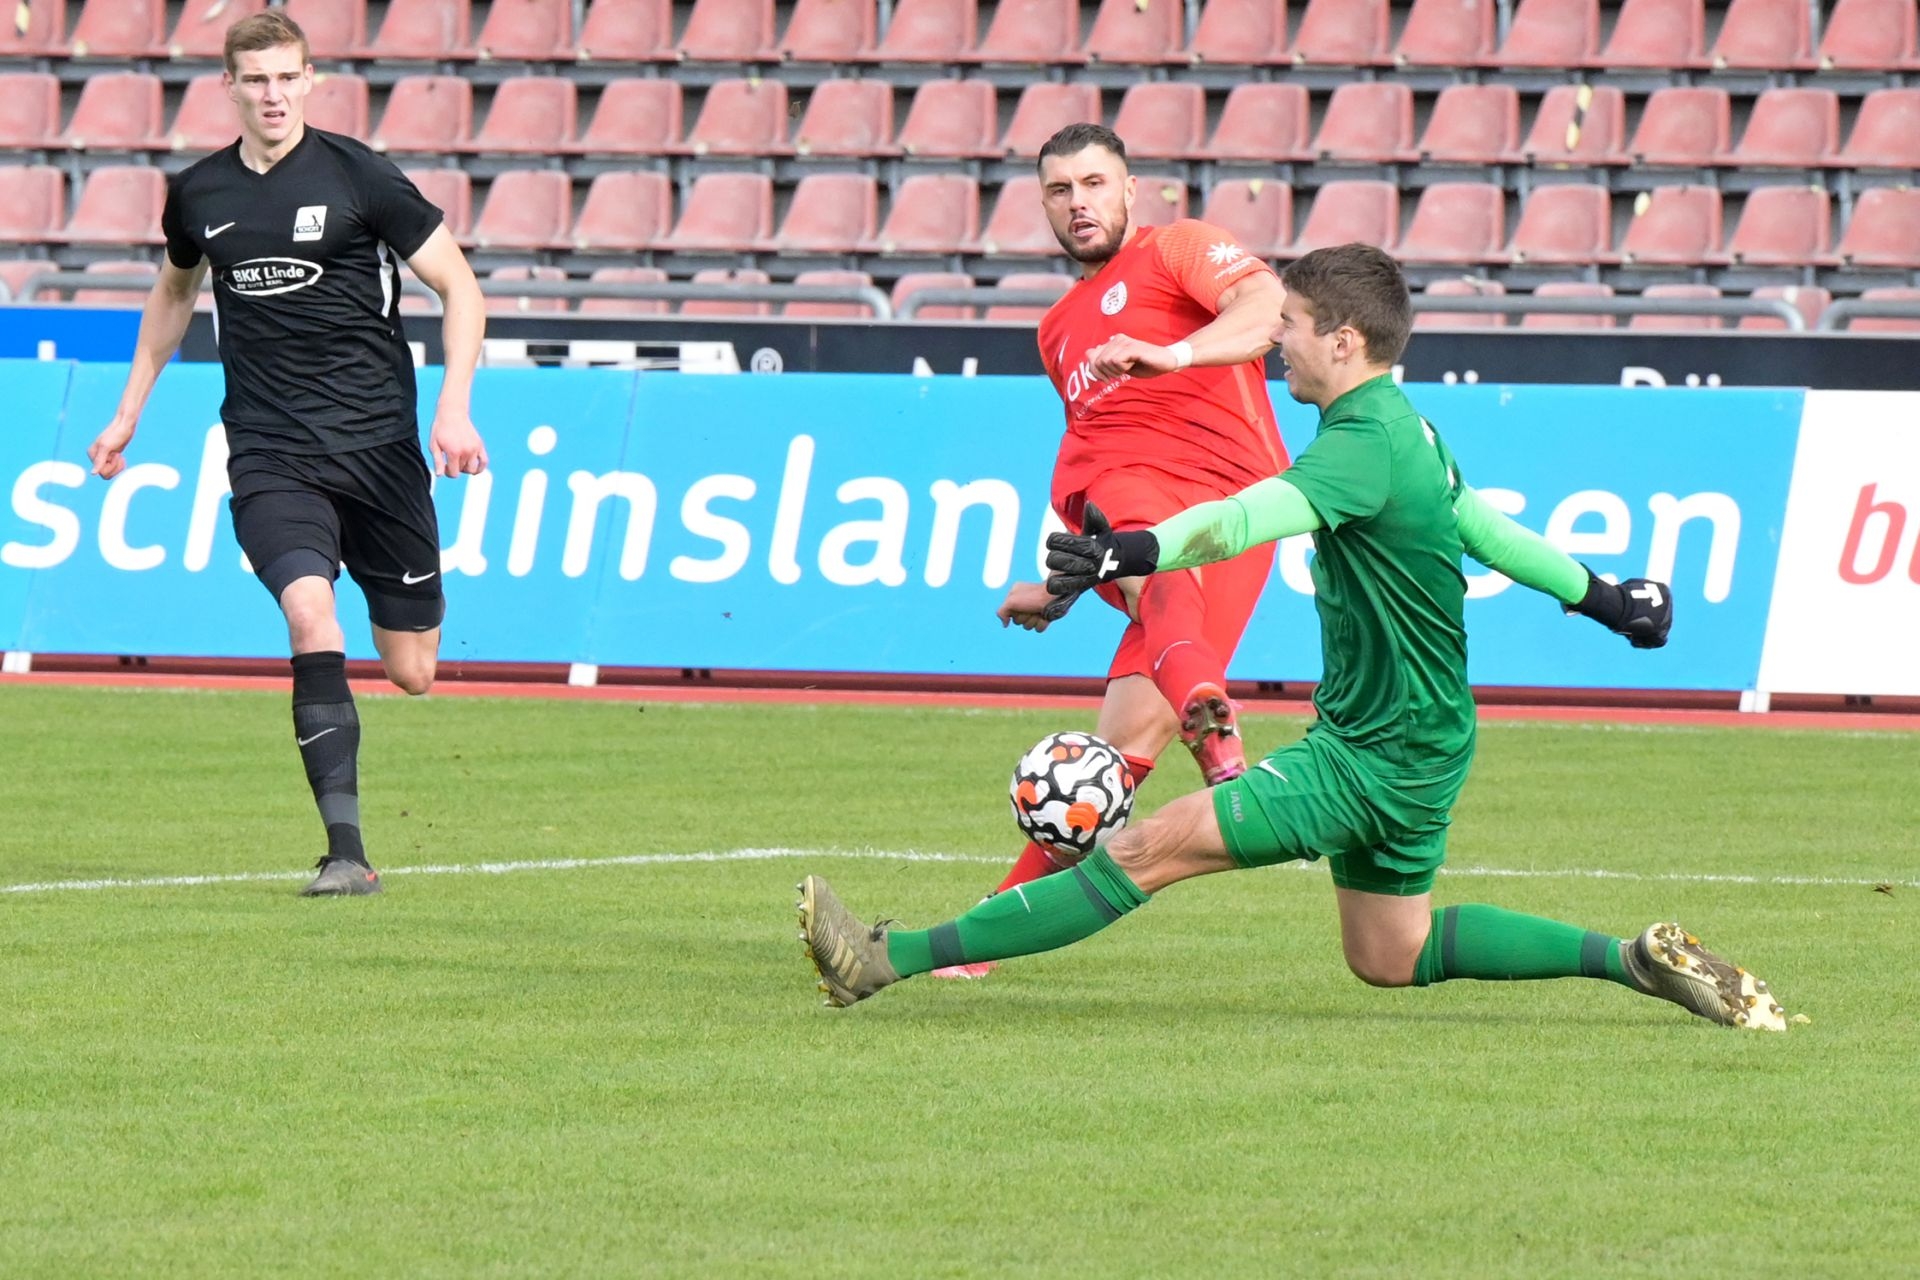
<box><xmin>1122</xmin><ymin>753</ymin><xmax>1155</xmax><ymax>790</ymax></box>
<box><xmin>995</xmin><ymin>841</ymin><xmax>1066</xmax><ymax>892</ymax></box>
<box><xmin>1136</xmin><ymin>570</ymin><xmax>1228</xmax><ymax>715</ymax></box>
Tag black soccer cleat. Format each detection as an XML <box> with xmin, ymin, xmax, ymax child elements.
<box><xmin>300</xmin><ymin>856</ymin><xmax>383</xmax><ymax>897</ymax></box>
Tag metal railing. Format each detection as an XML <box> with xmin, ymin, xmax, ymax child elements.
<box><xmin>1816</xmin><ymin>298</ymin><xmax>1920</xmax><ymax>331</ymax></box>
<box><xmin>1410</xmin><ymin>294</ymin><xmax>1809</xmax><ymax>330</ymax></box>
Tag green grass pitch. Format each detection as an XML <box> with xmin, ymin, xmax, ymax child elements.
<box><xmin>0</xmin><ymin>684</ymin><xmax>1915</xmax><ymax>1278</ymax></box>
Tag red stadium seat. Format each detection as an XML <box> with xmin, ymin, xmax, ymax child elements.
<box><xmin>1494</xmin><ymin>0</ymin><xmax>1598</xmax><ymax>67</ymax></box>
<box><xmin>892</xmin><ymin>271</ymin><xmax>977</xmax><ymax>320</ymax></box>
<box><xmin>571</xmin><ymin>80</ymin><xmax>683</xmax><ymax>155</ymax></box>
<box><xmin>1397</xmin><ymin>183</ymin><xmax>1506</xmax><ymax>265</ymax></box>
<box><xmin>1724</xmin><ymin>186</ymin><xmax>1831</xmax><ymax>267</ymax></box>
<box><xmin>570</xmin><ymin>170</ymin><xmax>674</xmax><ymax>251</ymax></box>
<box><xmin>1521</xmin><ymin>85</ymin><xmax>1626</xmax><ymax>166</ymax></box>
<box><xmin>983</xmin><ymin>271</ymin><xmax>1070</xmax><ymax>321</ymax></box>
<box><xmin>1313</xmin><ymin>82</ymin><xmax>1415</xmax><ymax>163</ymax></box>
<box><xmin>1739</xmin><ymin>285</ymin><xmax>1829</xmax><ymax>331</ymax></box>
<box><xmin>1394</xmin><ymin>0</ymin><xmax>1495</xmax><ymax>66</ymax></box>
<box><xmin>485</xmin><ymin>265</ymin><xmax>568</xmax><ymax>315</ymax></box>
<box><xmin>1835</xmin><ymin>188</ymin><xmax>1920</xmax><ymax>268</ymax></box>
<box><xmin>664</xmin><ymin>173</ymin><xmax>775</xmax><ymax>251</ymax></box>
<box><xmin>895</xmin><ymin>80</ymin><xmax>998</xmax><ymax>158</ymax></box>
<box><xmin>790</xmin><ymin>79</ymin><xmax>893</xmax><ymax>157</ymax></box>
<box><xmin>1110</xmin><ymin>84</ymin><xmax>1206</xmax><ymax>160</ymax></box>
<box><xmin>1627</xmin><ymin>87</ymin><xmax>1729</xmax><ymax>167</ymax></box>
<box><xmin>780</xmin><ymin>0</ymin><xmax>876</xmax><ymax>60</ymax></box>
<box><xmin>1521</xmin><ymin>280</ymin><xmax>1615</xmax><ymax>329</ymax></box>
<box><xmin>1629</xmin><ymin>282</ymin><xmax>1722</xmax><ymax>330</ymax></box>
<box><xmin>0</xmin><ymin>74</ymin><xmax>63</xmax><ymax>150</ymax></box>
<box><xmin>61</xmin><ymin>72</ymin><xmax>163</xmax><ymax>152</ymax></box>
<box><xmin>0</xmin><ymin>260</ymin><xmax>48</xmax><ymax>302</ymax></box>
<box><xmin>1593</xmin><ymin>0</ymin><xmax>1704</xmax><ymax>69</ymax></box>
<box><xmin>1507</xmin><ymin>184</ymin><xmax>1611</xmax><ymax>264</ymax></box>
<box><xmin>971</xmin><ymin>176</ymin><xmax>1057</xmax><ymax>255</ymax></box>
<box><xmin>372</xmin><ymin>76</ymin><xmax>475</xmax><ymax>154</ymax></box>
<box><xmin>67</xmin><ymin>258</ymin><xmax>159</xmax><ymax>306</ymax></box>
<box><xmin>683</xmin><ymin>79</ymin><xmax>790</xmax><ymax>156</ymax></box>
<box><xmin>1729</xmin><ymin>90</ymin><xmax>1838</xmax><ymax>169</ymax></box>
<box><xmin>356</xmin><ymin>0</ymin><xmax>474</xmax><ymax>59</ymax></box>
<box><xmin>1083</xmin><ymin>0</ymin><xmax>1182</xmax><ymax>63</ymax></box>
<box><xmin>1837</xmin><ymin>91</ymin><xmax>1920</xmax><ymax>170</ymax></box>
<box><xmin>169</xmin><ymin>0</ymin><xmax>266</xmax><ymax>58</ymax></box>
<box><xmin>1817</xmin><ymin>0</ymin><xmax>1917</xmax><ymax>70</ymax></box>
<box><xmin>1418</xmin><ymin>85</ymin><xmax>1521</xmax><ymax>165</ymax></box>
<box><xmin>0</xmin><ymin>166</ymin><xmax>66</xmax><ymax>244</ymax></box>
<box><xmin>283</xmin><ymin>0</ymin><xmax>368</xmax><ymax>59</ymax></box>
<box><xmin>1288</xmin><ymin>181</ymin><xmax>1399</xmax><ymax>255</ymax></box>
<box><xmin>1187</xmin><ymin>0</ymin><xmax>1288</xmax><ymax>64</ymax></box>
<box><xmin>151</xmin><ymin>76</ymin><xmax>237</xmax><ymax>153</ymax></box>
<box><xmin>467</xmin><ymin>78</ymin><xmax>577</xmax><ymax>154</ymax></box>
<box><xmin>862</xmin><ymin>0</ymin><xmax>977</xmax><ymax>61</ymax></box>
<box><xmin>573</xmin><ymin>0</ymin><xmax>674</xmax><ymax>60</ymax></box>
<box><xmin>404</xmin><ymin>167</ymin><xmax>474</xmax><ymax>240</ymax></box>
<box><xmin>1846</xmin><ymin>286</ymin><xmax>1920</xmax><ymax>334</ymax></box>
<box><xmin>0</xmin><ymin>0</ymin><xmax>67</xmax><ymax>56</ymax></box>
<box><xmin>69</xmin><ymin>0</ymin><xmax>166</xmax><ymax>58</ymax></box>
<box><xmin>969</xmin><ymin>0</ymin><xmax>1080</xmax><ymax>62</ymax></box>
<box><xmin>998</xmin><ymin>83</ymin><xmax>1101</xmax><ymax>157</ymax></box>
<box><xmin>470</xmin><ymin>170</ymin><xmax>572</xmax><ymax>249</ymax></box>
<box><xmin>866</xmin><ymin>173</ymin><xmax>980</xmax><ymax>253</ymax></box>
<box><xmin>1617</xmin><ymin>186</ymin><xmax>1723</xmax><ymax>266</ymax></box>
<box><xmin>1291</xmin><ymin>0</ymin><xmax>1388</xmax><ymax>63</ymax></box>
<box><xmin>786</xmin><ymin>268</ymin><xmax>880</xmax><ymax>318</ymax></box>
<box><xmin>1199</xmin><ymin>84</ymin><xmax>1311</xmax><ymax>163</ymax></box>
<box><xmin>1199</xmin><ymin>178</ymin><xmax>1293</xmax><ymax>258</ymax></box>
<box><xmin>476</xmin><ymin>0</ymin><xmax>572</xmax><ymax>59</ymax></box>
<box><xmin>679</xmin><ymin>0</ymin><xmax>776</xmax><ymax>59</ymax></box>
<box><xmin>307</xmin><ymin>74</ymin><xmax>372</xmax><ymax>140</ymax></box>
<box><xmin>1708</xmin><ymin>0</ymin><xmax>1814</xmax><ymax>69</ymax></box>
<box><xmin>770</xmin><ymin>173</ymin><xmax>879</xmax><ymax>253</ymax></box>
<box><xmin>1417</xmin><ymin>277</ymin><xmax>1507</xmax><ymax>329</ymax></box>
<box><xmin>54</xmin><ymin>166</ymin><xmax>166</xmax><ymax>245</ymax></box>
<box><xmin>1130</xmin><ymin>175</ymin><xmax>1189</xmax><ymax>228</ymax></box>
<box><xmin>684</xmin><ymin>267</ymin><xmax>773</xmax><ymax>317</ymax></box>
<box><xmin>579</xmin><ymin>266</ymin><xmax>670</xmax><ymax>316</ymax></box>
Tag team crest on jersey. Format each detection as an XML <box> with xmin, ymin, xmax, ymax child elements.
<box><xmin>1100</xmin><ymin>281</ymin><xmax>1128</xmax><ymax>315</ymax></box>
<box><xmin>292</xmin><ymin>205</ymin><xmax>328</xmax><ymax>242</ymax></box>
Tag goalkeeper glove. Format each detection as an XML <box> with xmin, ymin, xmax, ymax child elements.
<box><xmin>1569</xmin><ymin>569</ymin><xmax>1672</xmax><ymax>649</ymax></box>
<box><xmin>1040</xmin><ymin>502</ymin><xmax>1161</xmax><ymax>619</ymax></box>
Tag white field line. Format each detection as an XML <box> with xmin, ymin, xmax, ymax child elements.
<box><xmin>0</xmin><ymin>847</ymin><xmax>1912</xmax><ymax>897</ymax></box>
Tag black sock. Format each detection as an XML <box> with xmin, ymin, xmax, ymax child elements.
<box><xmin>291</xmin><ymin>651</ymin><xmax>367</xmax><ymax>867</ymax></box>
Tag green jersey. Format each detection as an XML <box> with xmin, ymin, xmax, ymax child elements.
<box><xmin>1278</xmin><ymin>374</ymin><xmax>1475</xmax><ymax>773</ymax></box>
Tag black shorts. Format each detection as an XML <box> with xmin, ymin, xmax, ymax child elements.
<box><xmin>228</xmin><ymin>438</ymin><xmax>446</xmax><ymax>632</ymax></box>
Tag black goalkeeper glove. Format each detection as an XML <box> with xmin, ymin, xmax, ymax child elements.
<box><xmin>1039</xmin><ymin>502</ymin><xmax>1161</xmax><ymax>620</ymax></box>
<box><xmin>1568</xmin><ymin>569</ymin><xmax>1672</xmax><ymax>649</ymax></box>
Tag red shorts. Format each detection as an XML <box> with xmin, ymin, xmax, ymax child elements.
<box><xmin>1062</xmin><ymin>468</ymin><xmax>1278</xmax><ymax>684</ymax></box>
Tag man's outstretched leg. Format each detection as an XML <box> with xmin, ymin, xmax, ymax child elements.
<box><xmin>278</xmin><ymin>577</ymin><xmax>380</xmax><ymax>898</ymax></box>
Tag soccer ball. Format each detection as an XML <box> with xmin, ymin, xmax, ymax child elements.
<box><xmin>1009</xmin><ymin>731</ymin><xmax>1136</xmax><ymax>864</ymax></box>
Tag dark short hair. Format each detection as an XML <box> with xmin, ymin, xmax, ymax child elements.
<box><xmin>1281</xmin><ymin>244</ymin><xmax>1413</xmax><ymax>365</ymax></box>
<box><xmin>224</xmin><ymin>11</ymin><xmax>310</xmax><ymax>74</ymax></box>
<box><xmin>1037</xmin><ymin>123</ymin><xmax>1128</xmax><ymax>171</ymax></box>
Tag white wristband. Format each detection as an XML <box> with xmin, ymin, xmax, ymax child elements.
<box><xmin>1168</xmin><ymin>340</ymin><xmax>1194</xmax><ymax>370</ymax></box>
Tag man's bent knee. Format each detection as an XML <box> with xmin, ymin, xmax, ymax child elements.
<box><xmin>1345</xmin><ymin>950</ymin><xmax>1418</xmax><ymax>988</ymax></box>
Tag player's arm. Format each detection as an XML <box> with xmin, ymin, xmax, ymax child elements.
<box><xmin>1046</xmin><ymin>476</ymin><xmax>1318</xmax><ymax>594</ymax></box>
<box><xmin>88</xmin><ymin>257</ymin><xmax>207</xmax><ymax>480</ymax></box>
<box><xmin>407</xmin><ymin>224</ymin><xmax>489</xmax><ymax>477</ymax></box>
<box><xmin>1455</xmin><ymin>486</ymin><xmax>1672</xmax><ymax>648</ymax></box>
<box><xmin>1086</xmin><ymin>271</ymin><xmax>1285</xmax><ymax>381</ymax></box>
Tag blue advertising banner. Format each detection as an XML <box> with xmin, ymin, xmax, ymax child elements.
<box><xmin>0</xmin><ymin>308</ymin><xmax>143</xmax><ymax>361</ymax></box>
<box><xmin>0</xmin><ymin>360</ymin><xmax>1803</xmax><ymax>691</ymax></box>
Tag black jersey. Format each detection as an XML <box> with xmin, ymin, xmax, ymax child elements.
<box><xmin>162</xmin><ymin>127</ymin><xmax>444</xmax><ymax>456</ymax></box>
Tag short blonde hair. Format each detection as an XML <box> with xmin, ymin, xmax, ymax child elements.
<box><xmin>224</xmin><ymin>11</ymin><xmax>310</xmax><ymax>74</ymax></box>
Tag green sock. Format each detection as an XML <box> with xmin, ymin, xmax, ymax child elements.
<box><xmin>886</xmin><ymin>850</ymin><xmax>1150</xmax><ymax>977</ymax></box>
<box><xmin>1412</xmin><ymin>904</ymin><xmax>1634</xmax><ymax>987</ymax></box>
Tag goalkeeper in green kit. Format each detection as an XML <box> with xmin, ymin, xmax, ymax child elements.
<box><xmin>799</xmin><ymin>243</ymin><xmax>1788</xmax><ymax>1032</ymax></box>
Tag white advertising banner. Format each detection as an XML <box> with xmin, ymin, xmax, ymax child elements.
<box><xmin>1758</xmin><ymin>391</ymin><xmax>1920</xmax><ymax>695</ymax></box>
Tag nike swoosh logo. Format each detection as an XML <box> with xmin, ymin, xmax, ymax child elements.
<box><xmin>296</xmin><ymin>726</ymin><xmax>338</xmax><ymax>747</ymax></box>
<box><xmin>401</xmin><ymin>570</ymin><xmax>437</xmax><ymax>585</ymax></box>
<box><xmin>205</xmin><ymin>222</ymin><xmax>236</xmax><ymax>238</ymax></box>
<box><xmin>1257</xmin><ymin>761</ymin><xmax>1289</xmax><ymax>782</ymax></box>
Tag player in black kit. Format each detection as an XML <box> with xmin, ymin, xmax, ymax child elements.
<box><xmin>86</xmin><ymin>12</ymin><xmax>489</xmax><ymax>897</ymax></box>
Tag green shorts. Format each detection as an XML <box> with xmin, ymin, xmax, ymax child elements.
<box><xmin>1211</xmin><ymin>729</ymin><xmax>1472</xmax><ymax>896</ymax></box>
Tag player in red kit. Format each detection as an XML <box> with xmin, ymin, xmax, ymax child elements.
<box><xmin>936</xmin><ymin>123</ymin><xmax>1290</xmax><ymax>979</ymax></box>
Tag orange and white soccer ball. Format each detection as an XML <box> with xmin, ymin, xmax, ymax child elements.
<box><xmin>1009</xmin><ymin>731</ymin><xmax>1136</xmax><ymax>864</ymax></box>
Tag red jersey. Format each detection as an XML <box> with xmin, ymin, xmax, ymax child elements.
<box><xmin>1037</xmin><ymin>219</ymin><xmax>1289</xmax><ymax>523</ymax></box>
